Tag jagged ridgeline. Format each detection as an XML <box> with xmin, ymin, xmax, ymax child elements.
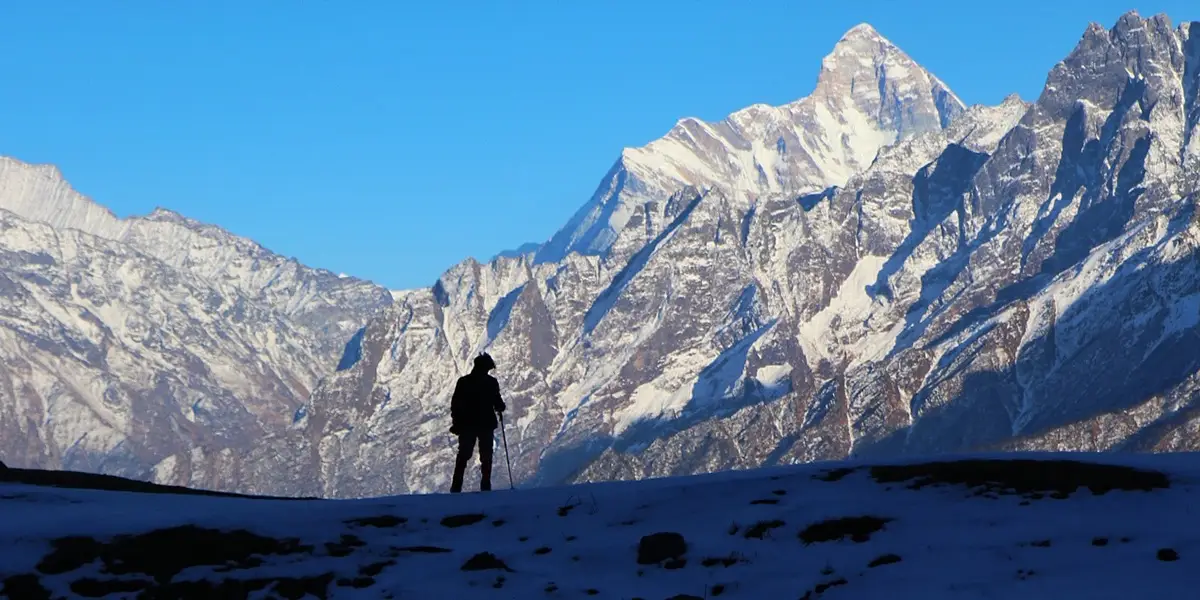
<box><xmin>0</xmin><ymin>12</ymin><xmax>1196</xmax><ymax>497</ymax></box>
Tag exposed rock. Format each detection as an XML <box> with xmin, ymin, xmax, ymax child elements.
<box><xmin>636</xmin><ymin>532</ymin><xmax>687</xmax><ymax>565</ymax></box>
<box><xmin>461</xmin><ymin>552</ymin><xmax>511</xmax><ymax>572</ymax></box>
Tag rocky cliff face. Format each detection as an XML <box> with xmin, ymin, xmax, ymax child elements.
<box><xmin>1</xmin><ymin>12</ymin><xmax>1197</xmax><ymax>499</ymax></box>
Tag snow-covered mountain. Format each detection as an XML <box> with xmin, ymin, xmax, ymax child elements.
<box><xmin>0</xmin><ymin>159</ymin><xmax>392</xmax><ymax>485</ymax></box>
<box><xmin>536</xmin><ymin>23</ymin><xmax>964</xmax><ymax>264</ymax></box>
<box><xmin>1</xmin><ymin>11</ymin><xmax>1198</xmax><ymax>500</ymax></box>
<box><xmin>270</xmin><ymin>11</ymin><xmax>1200</xmax><ymax>498</ymax></box>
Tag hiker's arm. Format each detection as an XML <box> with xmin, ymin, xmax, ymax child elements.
<box><xmin>491</xmin><ymin>379</ymin><xmax>506</xmax><ymax>414</ymax></box>
<box><xmin>451</xmin><ymin>379</ymin><xmax>465</xmax><ymax>423</ymax></box>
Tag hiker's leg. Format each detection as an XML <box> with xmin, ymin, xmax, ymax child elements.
<box><xmin>451</xmin><ymin>434</ymin><xmax>476</xmax><ymax>493</ymax></box>
<box><xmin>478</xmin><ymin>431</ymin><xmax>495</xmax><ymax>491</ymax></box>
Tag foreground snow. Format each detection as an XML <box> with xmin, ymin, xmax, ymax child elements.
<box><xmin>1</xmin><ymin>452</ymin><xmax>1197</xmax><ymax>599</ymax></box>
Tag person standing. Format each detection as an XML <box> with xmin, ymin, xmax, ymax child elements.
<box><xmin>449</xmin><ymin>353</ymin><xmax>506</xmax><ymax>493</ymax></box>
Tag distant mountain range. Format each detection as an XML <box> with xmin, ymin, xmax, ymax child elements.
<box><xmin>0</xmin><ymin>10</ymin><xmax>1196</xmax><ymax>497</ymax></box>
<box><xmin>0</xmin><ymin>157</ymin><xmax>391</xmax><ymax>486</ymax></box>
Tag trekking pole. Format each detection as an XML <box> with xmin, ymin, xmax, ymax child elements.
<box><xmin>499</xmin><ymin>412</ymin><xmax>514</xmax><ymax>490</ymax></box>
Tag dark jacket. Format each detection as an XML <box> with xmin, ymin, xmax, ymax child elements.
<box><xmin>451</xmin><ymin>371</ymin><xmax>506</xmax><ymax>434</ymax></box>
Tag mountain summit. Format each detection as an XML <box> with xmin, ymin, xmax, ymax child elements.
<box><xmin>816</xmin><ymin>22</ymin><xmax>962</xmax><ymax>133</ymax></box>
<box><xmin>535</xmin><ymin>23</ymin><xmax>965</xmax><ymax>264</ymax></box>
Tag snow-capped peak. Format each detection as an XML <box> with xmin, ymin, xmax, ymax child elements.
<box><xmin>841</xmin><ymin>22</ymin><xmax>883</xmax><ymax>39</ymax></box>
<box><xmin>629</xmin><ymin>20</ymin><xmax>967</xmax><ymax>186</ymax></box>
<box><xmin>536</xmin><ymin>23</ymin><xmax>965</xmax><ymax>263</ymax></box>
<box><xmin>820</xmin><ymin>23</ymin><xmax>895</xmax><ymax>72</ymax></box>
<box><xmin>819</xmin><ymin>23</ymin><xmax>899</xmax><ymax>76</ymax></box>
<box><xmin>814</xmin><ymin>23</ymin><xmax>965</xmax><ymax>128</ymax></box>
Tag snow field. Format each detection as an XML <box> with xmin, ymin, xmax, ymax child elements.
<box><xmin>1</xmin><ymin>452</ymin><xmax>1197</xmax><ymax>599</ymax></box>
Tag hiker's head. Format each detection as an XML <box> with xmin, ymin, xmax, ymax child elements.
<box><xmin>473</xmin><ymin>352</ymin><xmax>496</xmax><ymax>373</ymax></box>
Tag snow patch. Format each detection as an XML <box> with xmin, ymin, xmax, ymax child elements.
<box><xmin>798</xmin><ymin>255</ymin><xmax>892</xmax><ymax>367</ymax></box>
<box><xmin>1162</xmin><ymin>292</ymin><xmax>1200</xmax><ymax>339</ymax></box>
<box><xmin>151</xmin><ymin>455</ymin><xmax>177</xmax><ymax>483</ymax></box>
<box><xmin>754</xmin><ymin>364</ymin><xmax>792</xmax><ymax>391</ymax></box>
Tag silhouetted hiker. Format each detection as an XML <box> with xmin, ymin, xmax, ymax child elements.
<box><xmin>450</xmin><ymin>353</ymin><xmax>506</xmax><ymax>493</ymax></box>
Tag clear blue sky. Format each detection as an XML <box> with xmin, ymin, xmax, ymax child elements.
<box><xmin>0</xmin><ymin>1</ymin><xmax>1193</xmax><ymax>290</ymax></box>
